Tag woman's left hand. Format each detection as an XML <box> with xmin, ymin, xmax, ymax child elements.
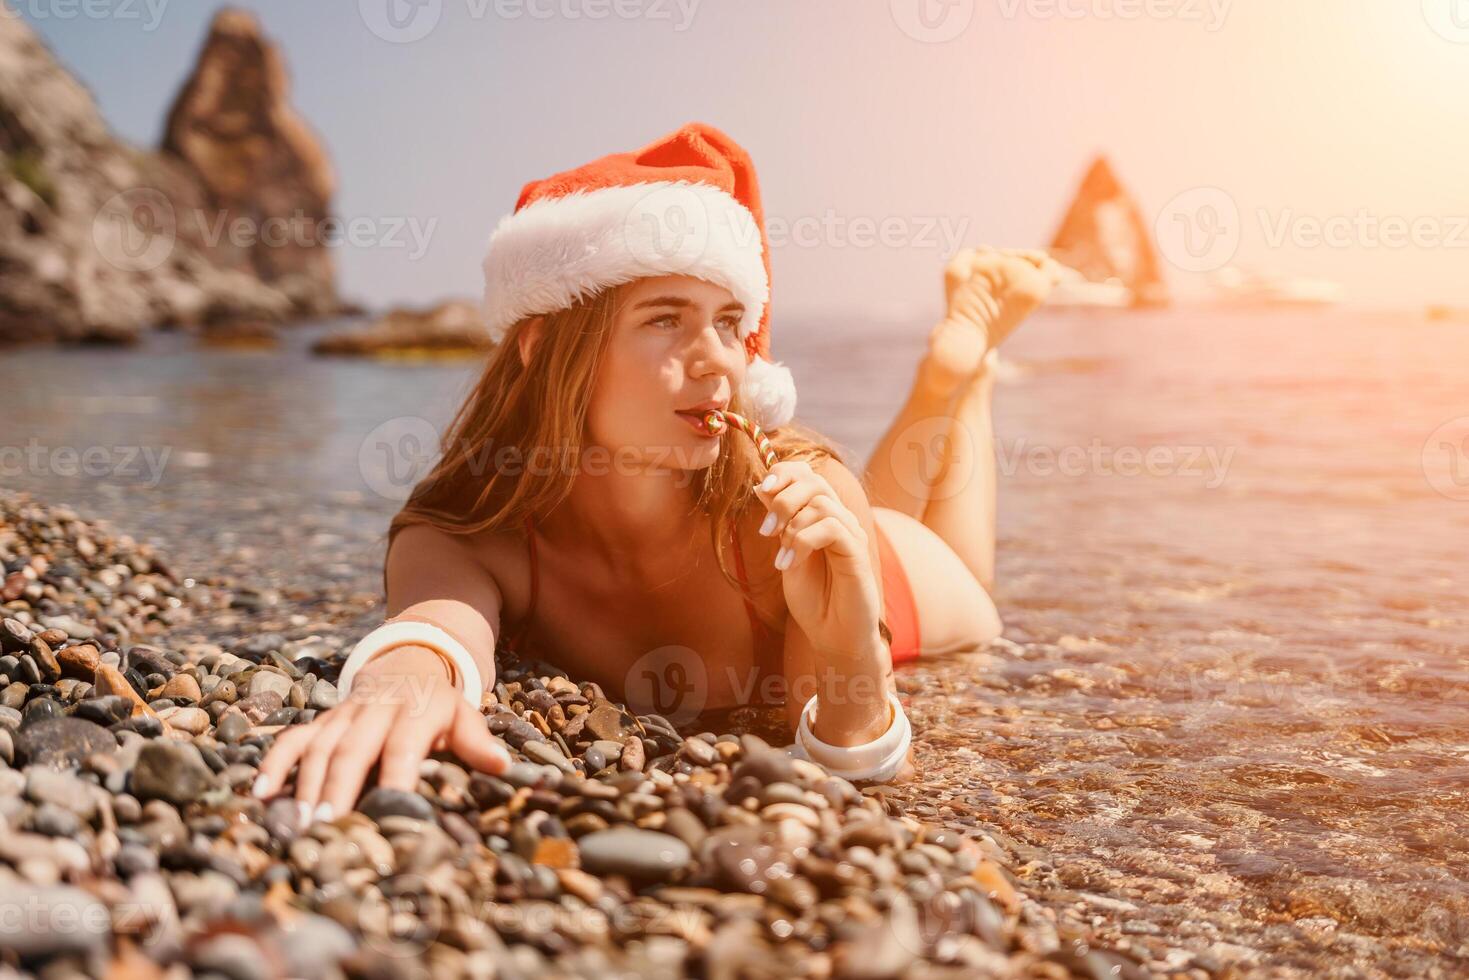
<box><xmin>753</xmin><ymin>460</ymin><xmax>883</xmax><ymax>653</ymax></box>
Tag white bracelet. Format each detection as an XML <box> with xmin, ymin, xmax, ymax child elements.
<box><xmin>787</xmin><ymin>690</ymin><xmax>910</xmax><ymax>783</ymax></box>
<box><xmin>337</xmin><ymin>621</ymin><xmax>484</xmax><ymax>710</ymax></box>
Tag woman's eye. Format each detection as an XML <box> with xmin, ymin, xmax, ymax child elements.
<box><xmin>648</xmin><ymin>315</ymin><xmax>680</xmax><ymax>330</ymax></box>
<box><xmin>717</xmin><ymin>316</ymin><xmax>740</xmax><ymax>333</ymax></box>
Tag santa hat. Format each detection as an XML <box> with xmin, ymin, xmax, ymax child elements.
<box><xmin>481</xmin><ymin>122</ymin><xmax>797</xmax><ymax>430</ymax></box>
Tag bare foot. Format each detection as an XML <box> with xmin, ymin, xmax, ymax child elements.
<box><xmin>943</xmin><ymin>245</ymin><xmax>1065</xmax><ymax>353</ymax></box>
<box><xmin>916</xmin><ymin>315</ymin><xmax>990</xmax><ymax>398</ymax></box>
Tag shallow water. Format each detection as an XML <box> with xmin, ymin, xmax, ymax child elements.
<box><xmin>3</xmin><ymin>308</ymin><xmax>1467</xmax><ymax>974</ymax></box>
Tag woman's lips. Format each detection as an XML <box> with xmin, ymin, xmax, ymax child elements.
<box><xmin>675</xmin><ymin>411</ymin><xmax>718</xmax><ymax>437</ymax></box>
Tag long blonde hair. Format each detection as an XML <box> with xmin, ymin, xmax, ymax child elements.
<box><xmin>384</xmin><ymin>283</ymin><xmax>842</xmax><ymax>599</ymax></box>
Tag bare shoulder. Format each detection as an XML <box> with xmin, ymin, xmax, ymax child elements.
<box><xmin>386</xmin><ymin>521</ymin><xmax>532</xmax><ymax>624</ymax></box>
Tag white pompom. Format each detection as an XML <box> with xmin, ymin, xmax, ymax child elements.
<box><xmin>740</xmin><ymin>354</ymin><xmax>798</xmax><ymax>430</ymax></box>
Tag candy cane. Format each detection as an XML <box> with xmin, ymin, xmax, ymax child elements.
<box><xmin>701</xmin><ymin>409</ymin><xmax>778</xmax><ymax>470</ymax></box>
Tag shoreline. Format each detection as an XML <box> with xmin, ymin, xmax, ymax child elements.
<box><xmin>0</xmin><ymin>489</ymin><xmax>1153</xmax><ymax>978</ymax></box>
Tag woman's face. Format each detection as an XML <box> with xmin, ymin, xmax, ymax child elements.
<box><xmin>586</xmin><ymin>274</ymin><xmax>746</xmax><ymax>472</ymax></box>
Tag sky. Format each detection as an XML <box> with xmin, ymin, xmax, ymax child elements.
<box><xmin>13</xmin><ymin>0</ymin><xmax>1469</xmax><ymax>316</ymax></box>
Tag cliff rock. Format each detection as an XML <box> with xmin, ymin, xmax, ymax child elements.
<box><xmin>0</xmin><ymin>6</ymin><xmax>339</xmax><ymax>346</ymax></box>
<box><xmin>1049</xmin><ymin>156</ymin><xmax>1168</xmax><ymax>308</ymax></box>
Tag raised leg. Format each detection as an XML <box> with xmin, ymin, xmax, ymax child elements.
<box><xmin>863</xmin><ymin>246</ymin><xmax>1060</xmax><ymax>594</ymax></box>
<box><xmin>861</xmin><ymin>315</ymin><xmax>988</xmax><ymax>519</ymax></box>
<box><xmin>913</xmin><ymin>359</ymin><xmax>998</xmax><ymax>593</ymax></box>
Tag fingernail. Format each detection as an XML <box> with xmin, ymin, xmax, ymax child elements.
<box><xmin>296</xmin><ymin>801</ymin><xmax>312</xmax><ymax>827</ymax></box>
<box><xmin>775</xmin><ymin>547</ymin><xmax>792</xmax><ymax>570</ymax></box>
<box><xmin>314</xmin><ymin>802</ymin><xmax>335</xmax><ymax>824</ymax></box>
<box><xmin>251</xmin><ymin>774</ymin><xmax>270</xmax><ymax>798</ymax></box>
<box><xmin>759</xmin><ymin>511</ymin><xmax>777</xmax><ymax>536</ymax></box>
<box><xmin>758</xmin><ymin>474</ymin><xmax>777</xmax><ymax>492</ymax></box>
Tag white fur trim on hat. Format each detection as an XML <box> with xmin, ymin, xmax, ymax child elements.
<box><xmin>741</xmin><ymin>354</ymin><xmax>797</xmax><ymax>430</ymax></box>
<box><xmin>482</xmin><ymin>180</ymin><xmax>769</xmax><ymax>342</ymax></box>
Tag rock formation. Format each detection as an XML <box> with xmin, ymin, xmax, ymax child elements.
<box><xmin>0</xmin><ymin>6</ymin><xmax>341</xmax><ymax>346</ymax></box>
<box><xmin>312</xmin><ymin>299</ymin><xmax>493</xmax><ymax>357</ymax></box>
<box><xmin>1049</xmin><ymin>156</ymin><xmax>1169</xmax><ymax>308</ymax></box>
<box><xmin>160</xmin><ymin>9</ymin><xmax>338</xmax><ymax>319</ymax></box>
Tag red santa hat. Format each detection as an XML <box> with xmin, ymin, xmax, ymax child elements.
<box><xmin>481</xmin><ymin>121</ymin><xmax>797</xmax><ymax>430</ymax></box>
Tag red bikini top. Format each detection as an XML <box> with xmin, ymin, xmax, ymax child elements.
<box><xmin>497</xmin><ymin>512</ymin><xmax>782</xmax><ymax>659</ymax></box>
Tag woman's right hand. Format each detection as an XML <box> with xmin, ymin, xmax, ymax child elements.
<box><xmin>251</xmin><ymin>645</ymin><xmax>511</xmax><ymax>825</ymax></box>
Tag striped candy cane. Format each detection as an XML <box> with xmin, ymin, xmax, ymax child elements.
<box><xmin>702</xmin><ymin>409</ymin><xmax>778</xmax><ymax>470</ymax></box>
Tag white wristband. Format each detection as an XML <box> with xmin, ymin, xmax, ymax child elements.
<box><xmin>337</xmin><ymin>621</ymin><xmax>484</xmax><ymax>710</ymax></box>
<box><xmin>787</xmin><ymin>690</ymin><xmax>910</xmax><ymax>783</ymax></box>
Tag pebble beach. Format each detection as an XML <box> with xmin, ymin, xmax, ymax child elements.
<box><xmin>1</xmin><ymin>308</ymin><xmax>1466</xmax><ymax>979</ymax></box>
<box><xmin>0</xmin><ymin>490</ymin><xmax>1146</xmax><ymax>979</ymax></box>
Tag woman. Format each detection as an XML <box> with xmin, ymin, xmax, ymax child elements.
<box><xmin>254</xmin><ymin>122</ymin><xmax>1060</xmax><ymax>824</ymax></box>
